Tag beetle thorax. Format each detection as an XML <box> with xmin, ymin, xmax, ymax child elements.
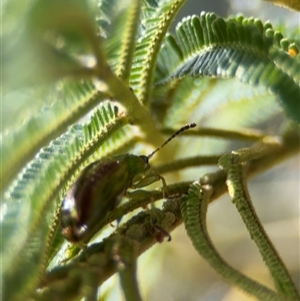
<box><xmin>124</xmin><ymin>154</ymin><xmax>150</xmax><ymax>179</ymax></box>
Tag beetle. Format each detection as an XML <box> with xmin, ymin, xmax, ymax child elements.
<box><xmin>61</xmin><ymin>123</ymin><xmax>196</xmax><ymax>242</ymax></box>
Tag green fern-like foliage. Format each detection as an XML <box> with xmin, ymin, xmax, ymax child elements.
<box><xmin>156</xmin><ymin>12</ymin><xmax>300</xmax><ymax>122</ymax></box>
<box><xmin>1</xmin><ymin>0</ymin><xmax>299</xmax><ymax>300</ymax></box>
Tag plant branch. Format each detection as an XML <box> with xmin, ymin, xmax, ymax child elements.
<box><xmin>161</xmin><ymin>127</ymin><xmax>268</xmax><ymax>141</ymax></box>
<box><xmin>37</xmin><ymin>124</ymin><xmax>300</xmax><ymax>300</ymax></box>
<box><xmin>155</xmin><ymin>154</ymin><xmax>221</xmax><ymax>174</ymax></box>
<box><xmin>94</xmin><ymin>64</ymin><xmax>166</xmax><ymax>146</ymax></box>
<box><xmin>219</xmin><ymin>153</ymin><xmax>299</xmax><ymax>300</ymax></box>
<box><xmin>180</xmin><ymin>182</ymin><xmax>288</xmax><ymax>301</ymax></box>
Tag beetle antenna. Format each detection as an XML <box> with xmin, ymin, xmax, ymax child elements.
<box><xmin>147</xmin><ymin>123</ymin><xmax>196</xmax><ymax>160</ymax></box>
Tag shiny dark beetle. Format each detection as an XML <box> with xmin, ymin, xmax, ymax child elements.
<box><xmin>61</xmin><ymin>123</ymin><xmax>196</xmax><ymax>242</ymax></box>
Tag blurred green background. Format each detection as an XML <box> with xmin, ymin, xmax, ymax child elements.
<box><xmin>2</xmin><ymin>0</ymin><xmax>299</xmax><ymax>300</ymax></box>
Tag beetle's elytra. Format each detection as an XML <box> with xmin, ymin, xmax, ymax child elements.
<box><xmin>61</xmin><ymin>123</ymin><xmax>196</xmax><ymax>242</ymax></box>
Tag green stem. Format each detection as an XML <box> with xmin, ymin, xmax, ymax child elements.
<box><xmin>162</xmin><ymin>127</ymin><xmax>267</xmax><ymax>141</ymax></box>
<box><xmin>181</xmin><ymin>182</ymin><xmax>290</xmax><ymax>301</ymax></box>
<box><xmin>116</xmin><ymin>0</ymin><xmax>141</xmax><ymax>82</ymax></box>
<box><xmin>156</xmin><ymin>155</ymin><xmax>221</xmax><ymax>174</ymax></box>
<box><xmin>133</xmin><ymin>0</ymin><xmax>187</xmax><ymax>105</ymax></box>
<box><xmin>219</xmin><ymin>153</ymin><xmax>300</xmax><ymax>300</ymax></box>
<box><xmin>96</xmin><ymin>64</ymin><xmax>165</xmax><ymax>146</ymax></box>
<box><xmin>90</xmin><ymin>27</ymin><xmax>165</xmax><ymax>145</ymax></box>
<box><xmin>111</xmin><ymin>237</ymin><xmax>143</xmax><ymax>301</ymax></box>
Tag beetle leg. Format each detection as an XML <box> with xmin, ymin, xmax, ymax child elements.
<box><xmin>158</xmin><ymin>174</ymin><xmax>169</xmax><ymax>198</ymax></box>
<box><xmin>132</xmin><ymin>169</ymin><xmax>169</xmax><ymax>199</ymax></box>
